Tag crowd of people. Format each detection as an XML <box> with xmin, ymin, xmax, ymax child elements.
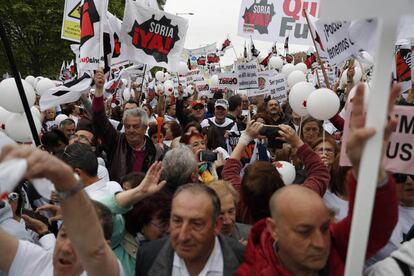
<box><xmin>0</xmin><ymin>65</ymin><xmax>414</xmax><ymax>276</ymax></box>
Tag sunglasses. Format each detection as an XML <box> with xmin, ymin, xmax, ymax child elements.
<box><xmin>193</xmin><ymin>105</ymin><xmax>204</xmax><ymax>111</ymax></box>
<box><xmin>393</xmin><ymin>174</ymin><xmax>414</xmax><ymax>183</ymax></box>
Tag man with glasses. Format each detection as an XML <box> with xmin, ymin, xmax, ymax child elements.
<box><xmin>92</xmin><ymin>69</ymin><xmax>162</xmax><ymax>183</ymax></box>
<box><xmin>176</xmin><ymin>99</ymin><xmax>206</xmax><ymax>128</ymax></box>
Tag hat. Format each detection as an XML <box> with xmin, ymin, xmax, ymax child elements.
<box><xmin>192</xmin><ymin>100</ymin><xmax>205</xmax><ymax>108</ymax></box>
<box><xmin>214</xmin><ymin>99</ymin><xmax>229</xmax><ymax>110</ymax></box>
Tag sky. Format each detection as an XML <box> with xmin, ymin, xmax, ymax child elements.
<box><xmin>164</xmin><ymin>0</ymin><xmax>308</xmax><ymax>66</ymax></box>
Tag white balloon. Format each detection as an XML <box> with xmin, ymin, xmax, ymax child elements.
<box><xmin>295</xmin><ymin>62</ymin><xmax>308</xmax><ymax>73</ymax></box>
<box><xmin>25</xmin><ymin>76</ymin><xmax>35</xmax><ymax>87</ymax></box>
<box><xmin>33</xmin><ymin>76</ymin><xmax>44</xmax><ymax>89</ymax></box>
<box><xmin>287</xmin><ymin>70</ymin><xmax>306</xmax><ymax>88</ymax></box>
<box><xmin>164</xmin><ymin>72</ymin><xmax>171</xmax><ymax>80</ymax></box>
<box><xmin>281</xmin><ymin>63</ymin><xmax>295</xmax><ymax>77</ymax></box>
<box><xmin>347</xmin><ymin>82</ymin><xmax>370</xmax><ymax>105</ymax></box>
<box><xmin>30</xmin><ymin>106</ymin><xmax>41</xmax><ymax>119</ymax></box>
<box><xmin>0</xmin><ymin>78</ymin><xmax>36</xmax><ymax>113</ymax></box>
<box><xmin>275</xmin><ymin>161</ymin><xmax>296</xmax><ymax>185</ymax></box>
<box><xmin>55</xmin><ymin>114</ymin><xmax>68</xmax><ymax>125</ymax></box>
<box><xmin>289</xmin><ymin>82</ymin><xmax>314</xmax><ymax>116</ymax></box>
<box><xmin>269</xmin><ymin>56</ymin><xmax>284</xmax><ymax>70</ymax></box>
<box><xmin>155</xmin><ymin>71</ymin><xmax>165</xmax><ymax>82</ymax></box>
<box><xmin>164</xmin><ymin>80</ymin><xmax>174</xmax><ymax>96</ymax></box>
<box><xmin>157</xmin><ymin>83</ymin><xmax>164</xmax><ymax>93</ymax></box>
<box><xmin>5</xmin><ymin>112</ymin><xmax>41</xmax><ymax>143</ymax></box>
<box><xmin>211</xmin><ymin>75</ymin><xmax>219</xmax><ymax>86</ymax></box>
<box><xmin>0</xmin><ymin>106</ymin><xmax>12</xmax><ymax>127</ymax></box>
<box><xmin>35</xmin><ymin>78</ymin><xmax>55</xmax><ymax>96</ymax></box>
<box><xmin>186</xmin><ymin>85</ymin><xmax>195</xmax><ymax>95</ymax></box>
<box><xmin>307</xmin><ymin>88</ymin><xmax>340</xmax><ymax>120</ymax></box>
<box><xmin>178</xmin><ymin>61</ymin><xmax>189</xmax><ymax>75</ymax></box>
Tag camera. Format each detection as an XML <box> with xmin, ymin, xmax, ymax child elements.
<box><xmin>199</xmin><ymin>150</ymin><xmax>218</xmax><ymax>162</ymax></box>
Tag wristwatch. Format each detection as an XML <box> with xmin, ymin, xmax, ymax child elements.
<box><xmin>56</xmin><ymin>174</ymin><xmax>84</xmax><ymax>201</ymax></box>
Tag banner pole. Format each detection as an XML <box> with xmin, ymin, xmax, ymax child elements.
<box><xmin>0</xmin><ymin>19</ymin><xmax>41</xmax><ymax>146</ymax></box>
<box><xmin>303</xmin><ymin>9</ymin><xmax>331</xmax><ymax>89</ymax></box>
<box><xmin>138</xmin><ymin>64</ymin><xmax>147</xmax><ymax>105</ymax></box>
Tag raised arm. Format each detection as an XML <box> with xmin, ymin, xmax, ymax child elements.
<box><xmin>0</xmin><ymin>145</ymin><xmax>120</xmax><ymax>276</ymax></box>
<box><xmin>0</xmin><ymin>226</ymin><xmax>19</xmax><ymax>273</ymax></box>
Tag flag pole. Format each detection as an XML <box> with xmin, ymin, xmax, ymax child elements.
<box><xmin>303</xmin><ymin>9</ymin><xmax>331</xmax><ymax>89</ymax></box>
<box><xmin>0</xmin><ymin>19</ymin><xmax>41</xmax><ymax>146</ymax></box>
<box><xmin>138</xmin><ymin>64</ymin><xmax>147</xmax><ymax>105</ymax></box>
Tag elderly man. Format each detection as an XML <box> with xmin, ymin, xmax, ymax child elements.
<box><xmin>0</xmin><ymin>145</ymin><xmax>123</xmax><ymax>275</ymax></box>
<box><xmin>92</xmin><ymin>68</ymin><xmax>162</xmax><ymax>183</ymax></box>
<box><xmin>136</xmin><ymin>183</ymin><xmax>245</xmax><ymax>276</ymax></box>
<box><xmin>236</xmin><ymin>84</ymin><xmax>401</xmax><ymax>275</ymax></box>
<box><xmin>59</xmin><ymin>118</ymin><xmax>76</xmax><ymax>139</ymax></box>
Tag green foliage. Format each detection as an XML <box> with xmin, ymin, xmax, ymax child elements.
<box><xmin>0</xmin><ymin>0</ymin><xmax>165</xmax><ymax>79</ymax></box>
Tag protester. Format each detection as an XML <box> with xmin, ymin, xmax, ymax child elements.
<box><xmin>300</xmin><ymin>116</ymin><xmax>324</xmax><ymax>146</ymax></box>
<box><xmin>176</xmin><ymin>98</ymin><xmax>205</xmax><ymax>128</ymax></box>
<box><xmin>92</xmin><ymin>68</ymin><xmax>162</xmax><ymax>183</ymax></box>
<box><xmin>135</xmin><ymin>183</ymin><xmax>245</xmax><ymax>275</ymax></box>
<box><xmin>59</xmin><ymin>118</ymin><xmax>76</xmax><ymax>139</ymax></box>
<box><xmin>0</xmin><ymin>145</ymin><xmax>123</xmax><ymax>275</ymax></box>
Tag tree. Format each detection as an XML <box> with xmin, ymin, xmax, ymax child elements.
<box><xmin>0</xmin><ymin>0</ymin><xmax>166</xmax><ymax>79</ymax></box>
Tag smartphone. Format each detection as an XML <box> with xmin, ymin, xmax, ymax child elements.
<box><xmin>259</xmin><ymin>126</ymin><xmax>280</xmax><ymax>138</ymax></box>
<box><xmin>199</xmin><ymin>150</ymin><xmax>218</xmax><ymax>162</ymax></box>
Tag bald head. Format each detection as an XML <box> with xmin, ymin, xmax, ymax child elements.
<box><xmin>269</xmin><ymin>185</ymin><xmax>327</xmax><ymax>223</ymax></box>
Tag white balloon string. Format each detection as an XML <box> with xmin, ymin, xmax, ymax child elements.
<box><xmin>322</xmin><ymin>127</ymin><xmax>326</xmax><ymax>156</ymax></box>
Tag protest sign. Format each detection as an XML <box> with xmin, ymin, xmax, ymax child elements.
<box><xmin>61</xmin><ymin>0</ymin><xmax>81</xmax><ymax>42</ymax></box>
<box><xmin>238</xmin><ymin>0</ymin><xmax>321</xmax><ymax>45</ymax></box>
<box><xmin>217</xmin><ymin>72</ymin><xmax>239</xmax><ymax>91</ymax></box>
<box><xmin>237</xmin><ymin>61</ymin><xmax>259</xmax><ymax>90</ymax></box>
<box><xmin>269</xmin><ymin>73</ymin><xmax>288</xmax><ymax>102</ymax></box>
<box><xmin>78</xmin><ymin>0</ymin><xmax>108</xmax><ymax>73</ymax></box>
<box><xmin>394</xmin><ymin>41</ymin><xmax>412</xmax><ymax>93</ymax></box>
<box><xmin>121</xmin><ymin>0</ymin><xmax>189</xmax><ymax>71</ymax></box>
<box><xmin>340</xmin><ymin>105</ymin><xmax>414</xmax><ymax>175</ymax></box>
<box><xmin>194</xmin><ymin>80</ymin><xmax>210</xmax><ymax>93</ymax></box>
<box><xmin>181</xmin><ymin>42</ymin><xmax>217</xmax><ymax>60</ymax></box>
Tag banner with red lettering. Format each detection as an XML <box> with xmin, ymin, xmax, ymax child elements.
<box><xmin>340</xmin><ymin>105</ymin><xmax>414</xmax><ymax>175</ymax></box>
<box><xmin>120</xmin><ymin>0</ymin><xmax>189</xmax><ymax>71</ymax></box>
<box><xmin>238</xmin><ymin>0</ymin><xmax>320</xmax><ymax>45</ymax></box>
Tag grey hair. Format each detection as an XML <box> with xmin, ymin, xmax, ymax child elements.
<box><xmin>122</xmin><ymin>108</ymin><xmax>149</xmax><ymax>126</ymax></box>
<box><xmin>59</xmin><ymin>118</ymin><xmax>76</xmax><ymax>128</ymax></box>
<box><xmin>161</xmin><ymin>144</ymin><xmax>197</xmax><ymax>194</ymax></box>
<box><xmin>173</xmin><ymin>183</ymin><xmax>221</xmax><ymax>222</ymax></box>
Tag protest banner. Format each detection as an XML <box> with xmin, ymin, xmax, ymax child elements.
<box><xmin>269</xmin><ymin>73</ymin><xmax>288</xmax><ymax>102</ymax></box>
<box><xmin>194</xmin><ymin>80</ymin><xmax>210</xmax><ymax>93</ymax></box>
<box><xmin>181</xmin><ymin>42</ymin><xmax>217</xmax><ymax>60</ymax></box>
<box><xmin>61</xmin><ymin>0</ymin><xmax>81</xmax><ymax>42</ymax></box>
<box><xmin>238</xmin><ymin>0</ymin><xmax>321</xmax><ymax>45</ymax></box>
<box><xmin>120</xmin><ymin>0</ymin><xmax>189</xmax><ymax>71</ymax></box>
<box><xmin>78</xmin><ymin>0</ymin><xmax>108</xmax><ymax>73</ymax></box>
<box><xmin>217</xmin><ymin>72</ymin><xmax>239</xmax><ymax>91</ymax></box>
<box><xmin>340</xmin><ymin>105</ymin><xmax>414</xmax><ymax>175</ymax></box>
<box><xmin>394</xmin><ymin>40</ymin><xmax>412</xmax><ymax>93</ymax></box>
<box><xmin>237</xmin><ymin>61</ymin><xmax>259</xmax><ymax>90</ymax></box>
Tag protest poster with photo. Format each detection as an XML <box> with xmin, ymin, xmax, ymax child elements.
<box><xmin>237</xmin><ymin>61</ymin><xmax>259</xmax><ymax>90</ymax></box>
<box><xmin>61</xmin><ymin>0</ymin><xmax>81</xmax><ymax>42</ymax></box>
<box><xmin>217</xmin><ymin>72</ymin><xmax>239</xmax><ymax>91</ymax></box>
<box><xmin>340</xmin><ymin>105</ymin><xmax>414</xmax><ymax>175</ymax></box>
<box><xmin>394</xmin><ymin>41</ymin><xmax>412</xmax><ymax>93</ymax></box>
<box><xmin>121</xmin><ymin>0</ymin><xmax>189</xmax><ymax>71</ymax></box>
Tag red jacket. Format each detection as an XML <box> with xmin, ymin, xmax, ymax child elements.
<box><xmin>236</xmin><ymin>173</ymin><xmax>399</xmax><ymax>276</ymax></box>
<box><xmin>222</xmin><ymin>143</ymin><xmax>330</xmax><ymax>224</ymax></box>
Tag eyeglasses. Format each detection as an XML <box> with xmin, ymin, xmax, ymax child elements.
<box><xmin>393</xmin><ymin>174</ymin><xmax>414</xmax><ymax>183</ymax></box>
<box><xmin>8</xmin><ymin>192</ymin><xmax>19</xmax><ymax>201</ymax></box>
<box><xmin>314</xmin><ymin>147</ymin><xmax>335</xmax><ymax>155</ymax></box>
<box><xmin>192</xmin><ymin>105</ymin><xmax>204</xmax><ymax>111</ymax></box>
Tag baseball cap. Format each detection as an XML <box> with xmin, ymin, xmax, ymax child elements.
<box><xmin>192</xmin><ymin>100</ymin><xmax>205</xmax><ymax>108</ymax></box>
<box><xmin>214</xmin><ymin>99</ymin><xmax>229</xmax><ymax>110</ymax></box>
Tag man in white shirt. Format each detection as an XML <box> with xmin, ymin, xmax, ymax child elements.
<box><xmin>135</xmin><ymin>183</ymin><xmax>245</xmax><ymax>276</ymax></box>
<box><xmin>60</xmin><ymin>143</ymin><xmax>122</xmax><ymax>201</ymax></box>
<box><xmin>0</xmin><ymin>145</ymin><xmax>123</xmax><ymax>276</ymax></box>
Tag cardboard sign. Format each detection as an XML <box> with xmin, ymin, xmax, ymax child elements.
<box><xmin>269</xmin><ymin>73</ymin><xmax>288</xmax><ymax>102</ymax></box>
<box><xmin>217</xmin><ymin>72</ymin><xmax>239</xmax><ymax>91</ymax></box>
<box><xmin>61</xmin><ymin>0</ymin><xmax>81</xmax><ymax>42</ymax></box>
<box><xmin>394</xmin><ymin>41</ymin><xmax>412</xmax><ymax>93</ymax></box>
<box><xmin>237</xmin><ymin>61</ymin><xmax>259</xmax><ymax>90</ymax></box>
<box><xmin>340</xmin><ymin>105</ymin><xmax>414</xmax><ymax>175</ymax></box>
<box><xmin>194</xmin><ymin>80</ymin><xmax>210</xmax><ymax>93</ymax></box>
<box><xmin>121</xmin><ymin>0</ymin><xmax>189</xmax><ymax>71</ymax></box>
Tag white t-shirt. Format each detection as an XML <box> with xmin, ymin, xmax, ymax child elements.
<box><xmin>8</xmin><ymin>240</ymin><xmax>124</xmax><ymax>276</ymax></box>
<box><xmin>172</xmin><ymin>237</ymin><xmax>223</xmax><ymax>276</ymax></box>
<box><xmin>201</xmin><ymin>117</ymin><xmax>238</xmax><ymax>132</ymax></box>
<box><xmin>84</xmin><ymin>179</ymin><xmax>123</xmax><ymax>202</ymax></box>
<box><xmin>323</xmin><ymin>190</ymin><xmax>349</xmax><ymax>222</ymax></box>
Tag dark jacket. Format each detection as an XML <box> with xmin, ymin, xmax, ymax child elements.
<box><xmin>92</xmin><ymin>97</ymin><xmax>162</xmax><ymax>183</ymax></box>
<box><xmin>176</xmin><ymin>98</ymin><xmax>202</xmax><ymax>128</ymax></box>
<box><xmin>235</xmin><ymin>173</ymin><xmax>399</xmax><ymax>276</ymax></box>
<box><xmin>135</xmin><ymin>235</ymin><xmax>245</xmax><ymax>276</ymax></box>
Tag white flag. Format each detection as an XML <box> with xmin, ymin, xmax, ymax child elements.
<box><xmin>120</xmin><ymin>0</ymin><xmax>189</xmax><ymax>71</ymax></box>
<box><xmin>39</xmin><ymin>73</ymin><xmax>92</xmax><ymax>111</ymax></box>
<box><xmin>79</xmin><ymin>0</ymin><xmax>108</xmax><ymax>74</ymax></box>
